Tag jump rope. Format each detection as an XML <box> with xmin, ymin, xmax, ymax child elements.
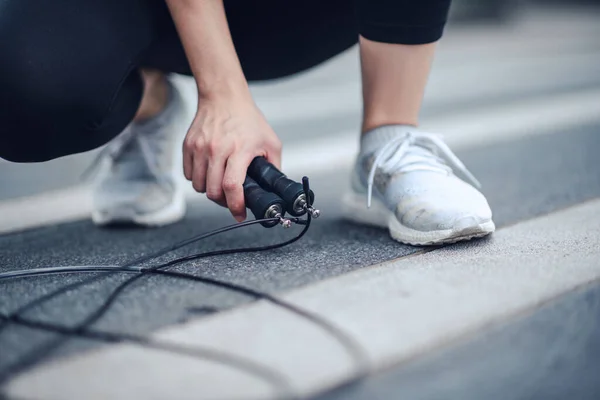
<box><xmin>0</xmin><ymin>157</ymin><xmax>371</xmax><ymax>398</ymax></box>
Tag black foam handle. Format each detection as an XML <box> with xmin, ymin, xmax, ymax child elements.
<box><xmin>243</xmin><ymin>176</ymin><xmax>284</xmax><ymax>228</ymax></box>
<box><xmin>247</xmin><ymin>157</ymin><xmax>314</xmax><ymax>216</ymax></box>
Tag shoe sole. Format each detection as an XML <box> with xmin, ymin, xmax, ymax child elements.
<box><xmin>341</xmin><ymin>191</ymin><xmax>495</xmax><ymax>246</ymax></box>
<box><xmin>92</xmin><ymin>187</ymin><xmax>186</xmax><ymax>228</ymax></box>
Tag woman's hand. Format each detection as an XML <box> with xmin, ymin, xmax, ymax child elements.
<box><xmin>165</xmin><ymin>0</ymin><xmax>280</xmax><ymax>221</ymax></box>
<box><xmin>183</xmin><ymin>94</ymin><xmax>282</xmax><ymax>222</ymax></box>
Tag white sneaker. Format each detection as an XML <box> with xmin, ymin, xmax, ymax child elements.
<box><xmin>90</xmin><ymin>80</ymin><xmax>188</xmax><ymax>227</ymax></box>
<box><xmin>342</xmin><ymin>125</ymin><xmax>495</xmax><ymax>245</ymax></box>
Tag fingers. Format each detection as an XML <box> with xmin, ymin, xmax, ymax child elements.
<box><xmin>182</xmin><ymin>104</ymin><xmax>283</xmax><ymax>222</ymax></box>
<box><xmin>183</xmin><ymin>140</ymin><xmax>194</xmax><ymax>181</ymax></box>
<box><xmin>206</xmin><ymin>153</ymin><xmax>227</xmax><ymax>208</ymax></box>
<box><xmin>192</xmin><ymin>155</ymin><xmax>208</xmax><ymax>194</ymax></box>
<box><xmin>223</xmin><ymin>155</ymin><xmax>251</xmax><ymax>222</ymax></box>
<box><xmin>184</xmin><ymin>134</ymin><xmax>202</xmax><ymax>185</ymax></box>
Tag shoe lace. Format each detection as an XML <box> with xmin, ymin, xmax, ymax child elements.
<box><xmin>366</xmin><ymin>131</ymin><xmax>481</xmax><ymax>208</ymax></box>
<box><xmin>81</xmin><ymin>126</ymin><xmax>165</xmax><ymax>182</ymax></box>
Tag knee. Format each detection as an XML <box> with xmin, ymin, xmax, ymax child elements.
<box><xmin>0</xmin><ymin>65</ymin><xmax>141</xmax><ymax>163</ymax></box>
<box><xmin>0</xmin><ymin>45</ymin><xmax>89</xmax><ymax>162</ymax></box>
<box><xmin>0</xmin><ymin>2</ymin><xmax>85</xmax><ymax>110</ymax></box>
<box><xmin>0</xmin><ymin>15</ymin><xmax>95</xmax><ymax>162</ymax></box>
<box><xmin>0</xmin><ymin>8</ymin><xmax>140</xmax><ymax>162</ymax></box>
<box><xmin>0</xmin><ymin>19</ymin><xmax>100</xmax><ymax>124</ymax></box>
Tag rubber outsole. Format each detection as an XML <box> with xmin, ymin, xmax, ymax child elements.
<box><xmin>341</xmin><ymin>191</ymin><xmax>495</xmax><ymax>246</ymax></box>
<box><xmin>91</xmin><ymin>189</ymin><xmax>186</xmax><ymax>228</ymax></box>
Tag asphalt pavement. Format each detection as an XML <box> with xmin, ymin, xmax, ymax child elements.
<box><xmin>316</xmin><ymin>281</ymin><xmax>600</xmax><ymax>400</ymax></box>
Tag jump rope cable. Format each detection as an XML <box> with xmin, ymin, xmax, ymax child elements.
<box><xmin>0</xmin><ymin>217</ymin><xmax>287</xmax><ymax>332</ymax></box>
<box><xmin>0</xmin><ymin>213</ymin><xmax>370</xmax><ymax>395</ymax></box>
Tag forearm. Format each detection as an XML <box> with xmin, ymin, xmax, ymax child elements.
<box><xmin>170</xmin><ymin>1</ymin><xmax>281</xmax><ymax>221</ymax></box>
<box><xmin>165</xmin><ymin>0</ymin><xmax>250</xmax><ymax>101</ymax></box>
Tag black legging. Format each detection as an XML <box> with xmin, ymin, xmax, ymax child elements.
<box><xmin>0</xmin><ymin>0</ymin><xmax>451</xmax><ymax>163</ymax></box>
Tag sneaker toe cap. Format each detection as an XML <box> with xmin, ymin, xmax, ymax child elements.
<box><xmin>93</xmin><ymin>181</ymin><xmax>175</xmax><ymax>216</ymax></box>
<box><xmin>394</xmin><ymin>187</ymin><xmax>493</xmax><ymax>232</ymax></box>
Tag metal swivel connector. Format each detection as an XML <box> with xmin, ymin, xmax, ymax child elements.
<box><xmin>294</xmin><ymin>195</ymin><xmax>321</xmax><ymax>219</ymax></box>
<box><xmin>265</xmin><ymin>205</ymin><xmax>292</xmax><ymax>228</ymax></box>
<box><xmin>307</xmin><ymin>206</ymin><xmax>321</xmax><ymax>219</ymax></box>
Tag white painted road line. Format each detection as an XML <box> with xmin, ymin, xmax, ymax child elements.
<box><xmin>281</xmin><ymin>87</ymin><xmax>600</xmax><ymax>176</ymax></box>
<box><xmin>0</xmin><ymin>185</ymin><xmax>92</xmax><ymax>235</ymax></box>
<box><xmin>252</xmin><ymin>50</ymin><xmax>600</xmax><ymax>126</ymax></box>
<box><xmin>7</xmin><ymin>199</ymin><xmax>600</xmax><ymax>400</ymax></box>
<box><xmin>1</xmin><ymin>87</ymin><xmax>599</xmax><ymax>234</ymax></box>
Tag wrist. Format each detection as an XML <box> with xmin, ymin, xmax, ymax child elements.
<box><xmin>196</xmin><ymin>75</ymin><xmax>252</xmax><ymax>103</ymax></box>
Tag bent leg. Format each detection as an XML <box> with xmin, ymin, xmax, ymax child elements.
<box><xmin>344</xmin><ymin>0</ymin><xmax>495</xmax><ymax>245</ymax></box>
<box><xmin>0</xmin><ymin>0</ymin><xmax>158</xmax><ymax>162</ymax></box>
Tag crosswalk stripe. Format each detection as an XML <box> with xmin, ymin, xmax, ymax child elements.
<box><xmin>7</xmin><ymin>198</ymin><xmax>600</xmax><ymax>400</ymax></box>
<box><xmin>1</xmin><ymin>87</ymin><xmax>599</xmax><ymax>235</ymax></box>
<box><xmin>247</xmin><ymin>50</ymin><xmax>600</xmax><ymax>126</ymax></box>
<box><xmin>279</xmin><ymin>87</ymin><xmax>600</xmax><ymax>176</ymax></box>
